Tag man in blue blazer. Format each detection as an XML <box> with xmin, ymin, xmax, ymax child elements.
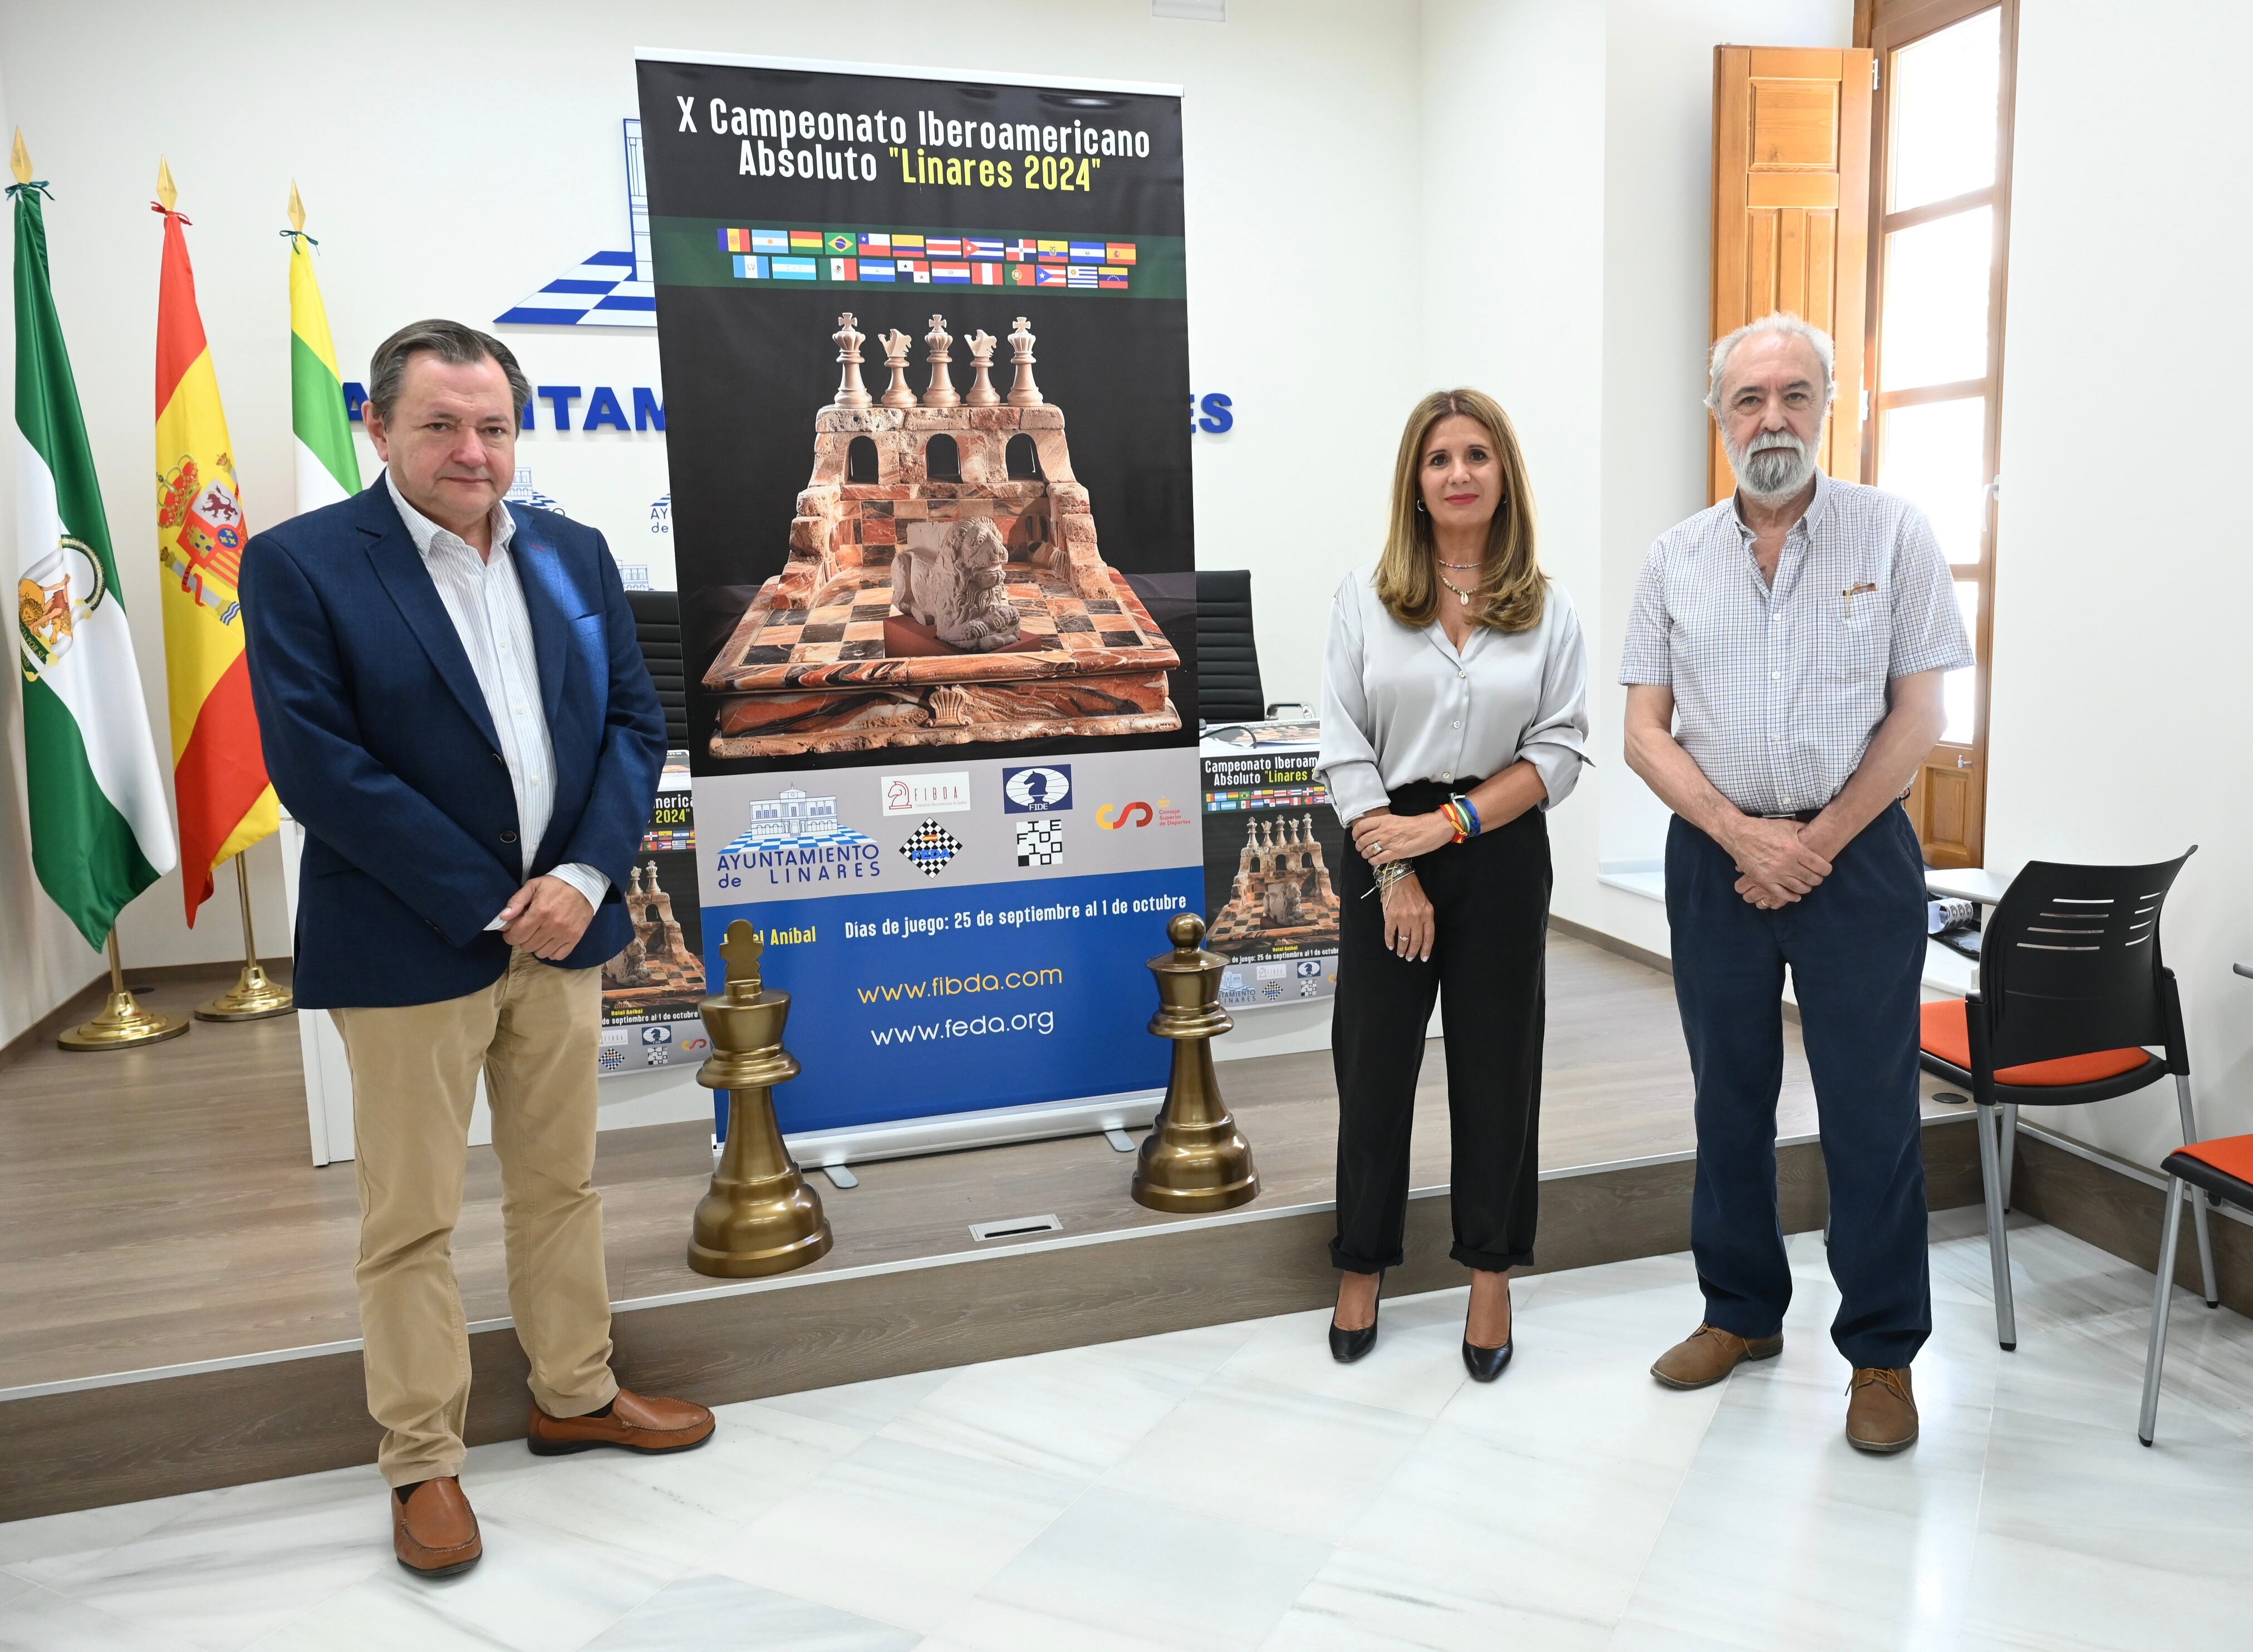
<box><xmin>243</xmin><ymin>320</ymin><xmax>712</xmax><ymax>1578</ymax></box>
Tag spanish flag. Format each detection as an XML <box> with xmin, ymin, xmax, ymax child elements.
<box><xmin>154</xmin><ymin>160</ymin><xmax>275</xmax><ymax>925</ymax></box>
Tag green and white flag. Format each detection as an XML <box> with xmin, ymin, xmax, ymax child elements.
<box><xmin>13</xmin><ymin>175</ymin><xmax>176</xmax><ymax>946</ymax></box>
<box><xmin>284</xmin><ymin>185</ymin><xmax>360</xmax><ymax>514</ymax></box>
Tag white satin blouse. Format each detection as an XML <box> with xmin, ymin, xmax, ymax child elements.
<box><xmin>1316</xmin><ymin>566</ymin><xmax>1591</xmax><ymax>826</ymax></box>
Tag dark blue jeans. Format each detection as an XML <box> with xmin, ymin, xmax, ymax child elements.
<box><xmin>1666</xmin><ymin>804</ymin><xmax>1931</xmax><ymax>1369</ymax></box>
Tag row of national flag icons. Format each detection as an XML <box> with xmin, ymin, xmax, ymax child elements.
<box><xmin>730</xmin><ymin>254</ymin><xmax>1129</xmax><ymax>289</ymax></box>
<box><xmin>719</xmin><ymin>228</ymin><xmax>1139</xmax><ymax>266</ymax></box>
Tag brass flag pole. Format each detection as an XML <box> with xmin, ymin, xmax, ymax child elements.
<box><xmin>195</xmin><ymin>853</ymin><xmax>293</xmax><ymax>1020</ymax></box>
<box><xmin>59</xmin><ymin>931</ymin><xmax>189</xmax><ymax>1051</ymax></box>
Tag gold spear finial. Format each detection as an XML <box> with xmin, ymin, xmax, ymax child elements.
<box><xmin>156</xmin><ymin>156</ymin><xmax>177</xmax><ymax>212</ymax></box>
<box><xmin>287</xmin><ymin>179</ymin><xmax>306</xmax><ymax>234</ymax></box>
<box><xmin>10</xmin><ymin>130</ymin><xmax>30</xmax><ymax>187</ymax></box>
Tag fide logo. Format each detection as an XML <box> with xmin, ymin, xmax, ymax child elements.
<box><xmin>1002</xmin><ymin>764</ymin><xmax>1072</xmax><ymax>813</ymax></box>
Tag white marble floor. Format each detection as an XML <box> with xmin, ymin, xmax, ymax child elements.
<box><xmin>6</xmin><ymin>1213</ymin><xmax>2251</xmax><ymax>1652</ymax></box>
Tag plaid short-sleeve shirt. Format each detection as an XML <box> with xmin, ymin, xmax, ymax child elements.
<box><xmin>1618</xmin><ymin>472</ymin><xmax>1973</xmax><ymax>817</ymax></box>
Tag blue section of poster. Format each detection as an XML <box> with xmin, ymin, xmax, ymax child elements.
<box><xmin>706</xmin><ymin>866</ymin><xmax>1200</xmax><ymax>1133</ymax></box>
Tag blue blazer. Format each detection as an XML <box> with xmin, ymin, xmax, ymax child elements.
<box><xmin>241</xmin><ymin>478</ymin><xmax>666</xmax><ymax>1009</ymax></box>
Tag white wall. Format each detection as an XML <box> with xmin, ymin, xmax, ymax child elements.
<box><xmin>1417</xmin><ymin>0</ymin><xmax>1851</xmax><ymax>958</ymax></box>
<box><xmin>0</xmin><ymin>0</ymin><xmax>1423</xmax><ymax>1047</ymax></box>
<box><xmin>1985</xmin><ymin>0</ymin><xmax>2253</xmax><ymax>1158</ymax></box>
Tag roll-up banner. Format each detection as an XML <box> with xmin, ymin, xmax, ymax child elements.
<box><xmin>635</xmin><ymin>52</ymin><xmax>1198</xmax><ymax>1143</ymax></box>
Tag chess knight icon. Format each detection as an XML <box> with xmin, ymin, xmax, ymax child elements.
<box><xmin>157</xmin><ymin>454</ymin><xmax>249</xmax><ymax>621</ymax></box>
<box><xmin>17</xmin><ymin>537</ymin><xmax>107</xmax><ymax>683</ymax></box>
<box><xmin>699</xmin><ymin>313</ymin><xmax>1180</xmax><ymax>757</ymax></box>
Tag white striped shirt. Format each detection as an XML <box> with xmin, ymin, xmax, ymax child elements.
<box><xmin>1618</xmin><ymin>471</ymin><xmax>1973</xmax><ymax>816</ymax></box>
<box><xmin>385</xmin><ymin>474</ymin><xmax>608</xmax><ymax>926</ymax></box>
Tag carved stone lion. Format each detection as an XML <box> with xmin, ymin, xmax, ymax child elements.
<box><xmin>895</xmin><ymin>517</ymin><xmax>1021</xmax><ymax>651</ymax></box>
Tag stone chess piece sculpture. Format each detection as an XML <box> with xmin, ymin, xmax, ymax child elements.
<box><xmin>601</xmin><ymin>862</ymin><xmax>705</xmax><ymax>1002</ymax></box>
<box><xmin>894</xmin><ymin>516</ymin><xmax>1021</xmax><ymax>652</ymax></box>
<box><xmin>698</xmin><ymin>315</ymin><xmax>1180</xmax><ymax>756</ymax></box>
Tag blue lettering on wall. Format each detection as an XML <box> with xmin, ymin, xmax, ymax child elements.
<box><xmin>582</xmin><ymin>386</ymin><xmax>631</xmax><ymax>431</ymax></box>
<box><xmin>633</xmin><ymin>387</ymin><xmax>666</xmax><ymax>431</ymax></box>
<box><xmin>537</xmin><ymin>386</ymin><xmax>583</xmax><ymax>430</ymax></box>
<box><xmin>1198</xmin><ymin>392</ymin><xmax>1234</xmax><ymax>434</ymax></box>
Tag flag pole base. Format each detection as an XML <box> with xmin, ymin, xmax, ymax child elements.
<box><xmin>194</xmin><ymin>962</ymin><xmax>293</xmax><ymax>1021</ymax></box>
<box><xmin>60</xmin><ymin>991</ymin><xmax>189</xmax><ymax>1051</ymax></box>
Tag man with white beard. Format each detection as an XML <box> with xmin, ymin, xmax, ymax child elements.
<box><xmin>1618</xmin><ymin>312</ymin><xmax>1972</xmax><ymax>1453</ymax></box>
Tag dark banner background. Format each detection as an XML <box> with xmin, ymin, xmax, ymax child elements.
<box><xmin>636</xmin><ymin>58</ymin><xmax>1196</xmax><ymax>775</ymax></box>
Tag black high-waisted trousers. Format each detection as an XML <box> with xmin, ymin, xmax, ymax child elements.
<box><xmin>1330</xmin><ymin>779</ymin><xmax>1550</xmax><ymax>1274</ymax></box>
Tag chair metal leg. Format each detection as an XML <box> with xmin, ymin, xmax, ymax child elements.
<box><xmin>2000</xmin><ymin>1102</ymin><xmax>2019</xmax><ymax>1212</ymax></box>
<box><xmin>1975</xmin><ymin>1099</ymin><xmax>2018</xmax><ymax>1350</ymax></box>
<box><xmin>2139</xmin><ymin>1177</ymin><xmax>2186</xmax><ymax>1446</ymax></box>
<box><xmin>2173</xmin><ymin>1075</ymin><xmax>2221</xmax><ymax>1307</ymax></box>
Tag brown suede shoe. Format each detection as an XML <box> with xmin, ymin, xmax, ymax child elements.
<box><xmin>392</xmin><ymin>1477</ymin><xmax>481</xmax><ymax>1576</ymax></box>
<box><xmin>526</xmin><ymin>1386</ymin><xmax>716</xmax><ymax>1457</ymax></box>
<box><xmin>1651</xmin><ymin>1323</ymin><xmax>1785</xmax><ymax>1390</ymax></box>
<box><xmin>1845</xmin><ymin>1366</ymin><xmax>1918</xmax><ymax>1453</ymax></box>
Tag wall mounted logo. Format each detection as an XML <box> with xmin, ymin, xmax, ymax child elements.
<box><xmin>899</xmin><ymin>820</ymin><xmax>964</xmax><ymax>878</ymax></box>
<box><xmin>1097</xmin><ymin>797</ymin><xmax>1192</xmax><ymax>829</ymax></box>
<box><xmin>495</xmin><ymin>118</ymin><xmax>654</xmax><ymax>328</ymax></box>
<box><xmin>1015</xmin><ymin>818</ymin><xmax>1064</xmax><ymax>867</ymax></box>
<box><xmin>503</xmin><ymin>469</ymin><xmax>568</xmax><ymax>516</ymax></box>
<box><xmin>719</xmin><ymin>788</ymin><xmax>871</xmax><ymax>853</ymax></box>
<box><xmin>882</xmin><ymin>771</ymin><xmax>972</xmax><ymax>815</ymax></box>
<box><xmin>1002</xmin><ymin>765</ymin><xmax>1072</xmax><ymax>813</ymax></box>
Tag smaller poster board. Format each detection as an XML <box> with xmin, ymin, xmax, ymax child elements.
<box><xmin>598</xmin><ymin>753</ymin><xmax>709</xmax><ymax>1076</ymax></box>
<box><xmin>1198</xmin><ymin>723</ymin><xmax>1345</xmax><ymax>1011</ymax></box>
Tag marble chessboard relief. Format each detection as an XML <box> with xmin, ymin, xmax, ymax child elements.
<box><xmin>700</xmin><ymin>313</ymin><xmax>1182</xmax><ymax>758</ymax></box>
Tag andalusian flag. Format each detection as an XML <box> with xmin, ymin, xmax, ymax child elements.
<box><xmin>153</xmin><ymin>161</ymin><xmax>275</xmax><ymax>925</ymax></box>
<box><xmin>11</xmin><ymin>136</ymin><xmax>177</xmax><ymax>947</ymax></box>
<box><xmin>285</xmin><ymin>184</ymin><xmax>357</xmax><ymax>514</ymax></box>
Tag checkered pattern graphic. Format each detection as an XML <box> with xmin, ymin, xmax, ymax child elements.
<box><xmin>732</xmin><ymin>569</ymin><xmax>1160</xmax><ymax>668</ymax></box>
<box><xmin>1618</xmin><ymin>473</ymin><xmax>1974</xmax><ymax>817</ymax></box>
<box><xmin>898</xmin><ymin>820</ymin><xmax>964</xmax><ymax>877</ymax></box>
<box><xmin>494</xmin><ymin>252</ymin><xmax>656</xmax><ymax>328</ymax></box>
<box><xmin>1015</xmin><ymin>817</ymin><xmax>1064</xmax><ymax>868</ymax></box>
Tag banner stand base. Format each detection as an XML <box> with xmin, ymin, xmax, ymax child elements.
<box><xmin>777</xmin><ymin>1088</ymin><xmax>1164</xmax><ymax>1171</ymax></box>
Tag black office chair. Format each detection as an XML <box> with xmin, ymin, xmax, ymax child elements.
<box><xmin>1917</xmin><ymin>849</ymin><xmax>2218</xmax><ymax>1350</ymax></box>
<box><xmin>625</xmin><ymin>589</ymin><xmax>689</xmax><ymax>749</ymax></box>
<box><xmin>1195</xmin><ymin>569</ymin><xmax>1268</xmax><ymax>724</ymax></box>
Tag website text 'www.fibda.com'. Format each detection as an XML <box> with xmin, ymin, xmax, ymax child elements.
<box><xmin>859</xmin><ymin>967</ymin><xmax>1062</xmax><ymax>1045</ymax></box>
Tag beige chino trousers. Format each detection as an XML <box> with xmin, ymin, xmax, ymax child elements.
<box><xmin>331</xmin><ymin>948</ymin><xmax>618</xmax><ymax>1486</ymax></box>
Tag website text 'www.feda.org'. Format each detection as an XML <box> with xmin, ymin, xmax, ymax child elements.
<box><xmin>860</xmin><ymin>967</ymin><xmax>1062</xmax><ymax>1044</ymax></box>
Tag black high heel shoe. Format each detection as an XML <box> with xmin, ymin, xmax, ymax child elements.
<box><xmin>1329</xmin><ymin>1270</ymin><xmax>1384</xmax><ymax>1364</ymax></box>
<box><xmin>1461</xmin><ymin>1285</ymin><xmax>1513</xmax><ymax>1381</ymax></box>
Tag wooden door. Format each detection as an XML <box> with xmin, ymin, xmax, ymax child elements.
<box><xmin>1709</xmin><ymin>46</ymin><xmax>1874</xmax><ymax>504</ymax></box>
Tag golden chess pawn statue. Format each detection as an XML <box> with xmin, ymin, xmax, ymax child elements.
<box><xmin>686</xmin><ymin>921</ymin><xmax>834</xmax><ymax>1276</ymax></box>
<box><xmin>1131</xmin><ymin>913</ymin><xmax>1260</xmax><ymax>1212</ymax></box>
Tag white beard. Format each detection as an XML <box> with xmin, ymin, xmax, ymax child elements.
<box><xmin>1725</xmin><ymin>426</ymin><xmax>1823</xmax><ymax>504</ymax></box>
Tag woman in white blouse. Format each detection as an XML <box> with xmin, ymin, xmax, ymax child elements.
<box><xmin>1316</xmin><ymin>387</ymin><xmax>1589</xmax><ymax>1380</ymax></box>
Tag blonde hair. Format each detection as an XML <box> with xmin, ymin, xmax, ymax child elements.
<box><xmin>1375</xmin><ymin>389</ymin><xmax>1544</xmax><ymax>633</ymax></box>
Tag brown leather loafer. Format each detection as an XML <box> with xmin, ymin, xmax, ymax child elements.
<box><xmin>393</xmin><ymin>1477</ymin><xmax>481</xmax><ymax>1576</ymax></box>
<box><xmin>526</xmin><ymin>1386</ymin><xmax>716</xmax><ymax>1457</ymax></box>
<box><xmin>1845</xmin><ymin>1366</ymin><xmax>1918</xmax><ymax>1453</ymax></box>
<box><xmin>1651</xmin><ymin>1323</ymin><xmax>1785</xmax><ymax>1390</ymax></box>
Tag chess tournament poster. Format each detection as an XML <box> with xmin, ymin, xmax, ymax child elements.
<box><xmin>1200</xmin><ymin>740</ymin><xmax>1345</xmax><ymax>1012</ymax></box>
<box><xmin>637</xmin><ymin>52</ymin><xmax>1201</xmax><ymax>1135</ymax></box>
<box><xmin>597</xmin><ymin>767</ymin><xmax>709</xmax><ymax>1077</ymax></box>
